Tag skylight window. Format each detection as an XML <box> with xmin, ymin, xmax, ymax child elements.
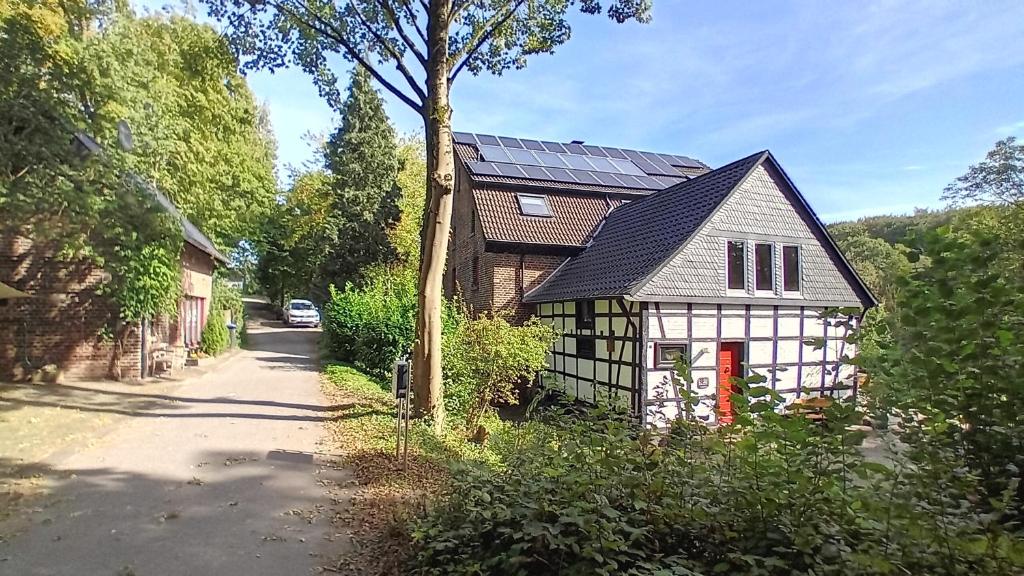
<box><xmin>517</xmin><ymin>194</ymin><xmax>552</xmax><ymax>217</ymax></box>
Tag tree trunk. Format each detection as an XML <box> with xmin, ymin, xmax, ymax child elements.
<box><xmin>412</xmin><ymin>0</ymin><xmax>454</xmax><ymax>431</ymax></box>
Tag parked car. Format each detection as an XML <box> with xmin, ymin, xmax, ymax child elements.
<box><xmin>283</xmin><ymin>299</ymin><xmax>320</xmax><ymax>327</ymax></box>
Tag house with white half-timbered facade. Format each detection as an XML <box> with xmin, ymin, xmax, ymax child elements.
<box><xmin>444</xmin><ymin>132</ymin><xmax>875</xmax><ymax>426</ymax></box>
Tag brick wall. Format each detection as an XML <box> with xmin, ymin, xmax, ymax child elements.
<box><xmin>445</xmin><ymin>163</ymin><xmax>565</xmax><ymax>322</ymax></box>
<box><xmin>0</xmin><ymin>235</ymin><xmax>216</xmax><ymax>381</ymax></box>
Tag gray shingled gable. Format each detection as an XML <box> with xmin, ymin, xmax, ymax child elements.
<box><xmin>523</xmin><ymin>151</ymin><xmax>768</xmax><ymax>303</ymax></box>
<box><xmin>524</xmin><ymin>151</ymin><xmax>877</xmax><ymax>307</ymax></box>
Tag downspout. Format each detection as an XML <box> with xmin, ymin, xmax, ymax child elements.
<box><xmin>140</xmin><ymin>318</ymin><xmax>148</xmax><ymax>379</ymax></box>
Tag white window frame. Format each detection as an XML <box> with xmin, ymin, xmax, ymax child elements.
<box><xmin>725</xmin><ymin>239</ymin><xmax>748</xmax><ymax>296</ymax></box>
<box><xmin>753</xmin><ymin>242</ymin><xmax>776</xmax><ymax>297</ymax></box>
<box><xmin>516</xmin><ymin>193</ymin><xmax>553</xmax><ymax>217</ymax></box>
<box><xmin>781</xmin><ymin>244</ymin><xmax>802</xmax><ymax>296</ymax></box>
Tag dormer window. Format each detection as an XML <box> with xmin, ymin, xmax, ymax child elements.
<box><xmin>517</xmin><ymin>193</ymin><xmax>552</xmax><ymax>217</ymax></box>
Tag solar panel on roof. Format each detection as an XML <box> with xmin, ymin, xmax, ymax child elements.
<box><xmin>603</xmin><ymin>147</ymin><xmax>629</xmax><ymax>160</ymax></box>
<box><xmin>453</xmin><ymin>132</ymin><xmax>476</xmax><ymax>145</ymax></box>
<box><xmin>479</xmin><ymin>145</ymin><xmax>512</xmax><ymax>163</ymax></box>
<box><xmin>544</xmin><ymin>167</ymin><xmax>574</xmax><ymax>182</ymax></box>
<box><xmin>675</xmin><ymin>156</ymin><xmax>703</xmax><ymax>169</ymax></box>
<box><xmin>521</xmin><ymin>139</ymin><xmax>545</xmax><ymax>151</ymax></box>
<box><xmin>586</xmin><ymin>156</ymin><xmax>617</xmax><ymax>173</ymax></box>
<box><xmin>569</xmin><ymin>170</ymin><xmax>600</xmax><ymax>185</ymax></box>
<box><xmin>521</xmin><ymin>165</ymin><xmax>551</xmax><ymax>180</ymax></box>
<box><xmin>635</xmin><ymin>175</ymin><xmax>666</xmax><ymax>189</ymax></box>
<box><xmin>657</xmin><ymin>153</ymin><xmax>679</xmax><ymax>165</ymax></box>
<box><xmin>653</xmin><ymin>175</ymin><xmax>684</xmax><ymax>188</ymax></box>
<box><xmin>495</xmin><ymin>163</ymin><xmax>525</xmax><ymax>177</ymax></box>
<box><xmin>563</xmin><ymin>155</ymin><xmax>594</xmax><ymax>170</ymax></box>
<box><xmin>582</xmin><ymin>145</ymin><xmax>608</xmax><ymax>157</ymax></box>
<box><xmin>476</xmin><ymin>134</ymin><xmax>500</xmax><ymax>146</ymax></box>
<box><xmin>592</xmin><ymin>172</ymin><xmax>621</xmax><ymax>186</ymax></box>
<box><xmin>468</xmin><ymin>161</ymin><xmax>501</xmax><ymax>176</ymax></box>
<box><xmin>541</xmin><ymin>141</ymin><xmax>567</xmax><ymax>153</ymax></box>
<box><xmin>564</xmin><ymin>143</ymin><xmax>586</xmax><ymax>155</ymax></box>
<box><xmin>534</xmin><ymin>150</ymin><xmax>568</xmax><ymax>168</ymax></box>
<box><xmin>614</xmin><ymin>174</ymin><xmax>646</xmax><ymax>188</ymax></box>
<box><xmin>498</xmin><ymin>136</ymin><xmax>523</xmax><ymax>148</ymax></box>
<box><xmin>508</xmin><ymin>148</ymin><xmax>538</xmax><ymax>165</ymax></box>
<box><xmin>609</xmin><ymin>158</ymin><xmax>646</xmax><ymax>176</ymax></box>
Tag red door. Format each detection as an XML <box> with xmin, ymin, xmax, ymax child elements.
<box><xmin>718</xmin><ymin>343</ymin><xmax>743</xmax><ymax>425</ymax></box>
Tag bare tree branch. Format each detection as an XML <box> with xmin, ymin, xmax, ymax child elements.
<box><xmin>268</xmin><ymin>0</ymin><xmax>424</xmax><ymax>112</ymax></box>
<box><xmin>448</xmin><ymin>0</ymin><xmax>525</xmax><ymax>83</ymax></box>
<box><xmin>374</xmin><ymin>0</ymin><xmax>427</xmax><ymax>66</ymax></box>
<box><xmin>344</xmin><ymin>0</ymin><xmax>428</xmax><ymax>103</ymax></box>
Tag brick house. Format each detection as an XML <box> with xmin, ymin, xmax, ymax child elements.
<box><xmin>445</xmin><ymin>133</ymin><xmax>875</xmax><ymax>425</ymax></box>
<box><xmin>0</xmin><ymin>135</ymin><xmax>227</xmax><ymax>382</ymax></box>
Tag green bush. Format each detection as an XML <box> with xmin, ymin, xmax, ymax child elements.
<box><xmin>322</xmin><ymin>263</ymin><xmax>419</xmax><ymax>380</ymax></box>
<box><xmin>442</xmin><ymin>313</ymin><xmax>556</xmax><ymax>430</ymax></box>
<box><xmin>200</xmin><ymin>313</ymin><xmax>229</xmax><ymax>356</ymax></box>
<box><xmin>408</xmin><ymin>379</ymin><xmax>1024</xmax><ymax>576</ymax></box>
<box><xmin>200</xmin><ymin>278</ymin><xmax>243</xmax><ymax>356</ymax></box>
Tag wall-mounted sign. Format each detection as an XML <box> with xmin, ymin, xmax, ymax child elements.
<box><xmin>696</xmin><ymin>377</ymin><xmax>710</xmax><ymax>389</ymax></box>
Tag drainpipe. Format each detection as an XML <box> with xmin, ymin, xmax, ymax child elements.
<box><xmin>140</xmin><ymin>318</ymin><xmax>148</xmax><ymax>379</ymax></box>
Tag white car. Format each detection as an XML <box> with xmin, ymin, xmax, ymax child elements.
<box><xmin>283</xmin><ymin>299</ymin><xmax>320</xmax><ymax>327</ymax></box>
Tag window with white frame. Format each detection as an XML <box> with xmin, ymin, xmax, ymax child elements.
<box><xmin>726</xmin><ymin>240</ymin><xmax>746</xmax><ymax>291</ymax></box>
<box><xmin>754</xmin><ymin>243</ymin><xmax>774</xmax><ymax>292</ymax></box>
<box><xmin>782</xmin><ymin>245</ymin><xmax>801</xmax><ymax>293</ymax></box>
<box><xmin>516</xmin><ymin>193</ymin><xmax>552</xmax><ymax>217</ymax></box>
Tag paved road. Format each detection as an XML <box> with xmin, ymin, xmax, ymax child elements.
<box><xmin>0</xmin><ymin>316</ymin><xmax>350</xmax><ymax>575</ymax></box>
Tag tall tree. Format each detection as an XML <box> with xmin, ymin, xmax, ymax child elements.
<box><xmin>943</xmin><ymin>137</ymin><xmax>1024</xmax><ymax>207</ymax></box>
<box><xmin>205</xmin><ymin>0</ymin><xmax>652</xmax><ymax>425</ymax></box>
<box><xmin>85</xmin><ymin>10</ymin><xmax>278</xmax><ymax>251</ymax></box>
<box><xmin>320</xmin><ymin>66</ymin><xmax>401</xmax><ymax>293</ymax></box>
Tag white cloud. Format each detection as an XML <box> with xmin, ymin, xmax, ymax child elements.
<box><xmin>996</xmin><ymin>120</ymin><xmax>1024</xmax><ymax>136</ymax></box>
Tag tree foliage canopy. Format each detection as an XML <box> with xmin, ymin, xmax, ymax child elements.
<box><xmin>943</xmin><ymin>137</ymin><xmax>1024</xmax><ymax>207</ymax></box>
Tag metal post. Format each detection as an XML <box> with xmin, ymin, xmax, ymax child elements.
<box><xmin>402</xmin><ymin>394</ymin><xmax>410</xmax><ymax>469</ymax></box>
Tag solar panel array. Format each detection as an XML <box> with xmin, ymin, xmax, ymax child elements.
<box><xmin>454</xmin><ymin>132</ymin><xmax>703</xmax><ymax>191</ymax></box>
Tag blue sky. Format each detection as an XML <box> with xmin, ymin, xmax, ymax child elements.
<box><xmin>152</xmin><ymin>0</ymin><xmax>1024</xmax><ymax>222</ymax></box>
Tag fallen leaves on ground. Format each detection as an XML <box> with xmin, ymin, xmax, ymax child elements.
<box><xmin>318</xmin><ymin>365</ymin><xmax>450</xmax><ymax>576</ymax></box>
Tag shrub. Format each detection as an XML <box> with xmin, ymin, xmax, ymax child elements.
<box><xmin>442</xmin><ymin>313</ymin><xmax>556</xmax><ymax>430</ymax></box>
<box><xmin>408</xmin><ymin>379</ymin><xmax>1024</xmax><ymax>576</ymax></box>
<box><xmin>200</xmin><ymin>313</ymin><xmax>229</xmax><ymax>356</ymax></box>
<box><xmin>322</xmin><ymin>263</ymin><xmax>419</xmax><ymax>380</ymax></box>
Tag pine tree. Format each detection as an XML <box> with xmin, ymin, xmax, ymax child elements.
<box><xmin>319</xmin><ymin>66</ymin><xmax>401</xmax><ymax>293</ymax></box>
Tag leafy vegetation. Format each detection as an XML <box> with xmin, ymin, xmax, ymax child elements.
<box><xmin>443</xmin><ymin>314</ymin><xmax>557</xmax><ymax>431</ymax></box>
<box><xmin>205</xmin><ymin>0</ymin><xmax>654</xmax><ymax>423</ymax></box>
<box><xmin>408</xmin><ymin>378</ymin><xmax>1024</xmax><ymax>576</ymax></box>
<box><xmin>254</xmin><ymin>67</ymin><xmax>403</xmax><ymax>303</ymax></box>
<box><xmin>322</xmin><ymin>265</ymin><xmax>419</xmax><ymax>380</ymax></box>
<box><xmin>200</xmin><ymin>278</ymin><xmax>244</xmax><ymax>356</ymax></box>
<box><xmin>0</xmin><ymin>0</ymin><xmax>273</xmax><ymax>357</ymax></box>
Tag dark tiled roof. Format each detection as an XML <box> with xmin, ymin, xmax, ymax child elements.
<box><xmin>474</xmin><ymin>189</ymin><xmax>627</xmax><ymax>247</ymax></box>
<box><xmin>523</xmin><ymin>152</ymin><xmax>768</xmax><ymax>303</ymax></box>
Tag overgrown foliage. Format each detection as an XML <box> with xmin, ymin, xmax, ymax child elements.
<box><xmin>442</xmin><ymin>314</ymin><xmax>556</xmax><ymax>430</ymax></box>
<box><xmin>409</xmin><ymin>379</ymin><xmax>1024</xmax><ymax>576</ymax></box>
<box><xmin>200</xmin><ymin>278</ymin><xmax>243</xmax><ymax>356</ymax></box>
<box><xmin>200</xmin><ymin>311</ymin><xmax>229</xmax><ymax>356</ymax></box>
<box><xmin>322</xmin><ymin>264</ymin><xmax>420</xmax><ymax>380</ymax></box>
<box><xmin>0</xmin><ymin>0</ymin><xmax>273</xmax><ymax>326</ymax></box>
<box><xmin>255</xmin><ymin>68</ymin><xmax>405</xmax><ymax>302</ymax></box>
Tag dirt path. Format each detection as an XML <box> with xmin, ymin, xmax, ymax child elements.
<box><xmin>0</xmin><ymin>315</ymin><xmax>353</xmax><ymax>575</ymax></box>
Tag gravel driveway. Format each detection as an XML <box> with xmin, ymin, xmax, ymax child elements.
<box><xmin>0</xmin><ymin>316</ymin><xmax>352</xmax><ymax>575</ymax></box>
